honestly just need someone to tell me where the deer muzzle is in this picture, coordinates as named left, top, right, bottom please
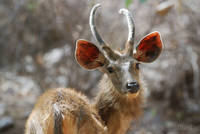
left=126, top=82, right=140, bottom=93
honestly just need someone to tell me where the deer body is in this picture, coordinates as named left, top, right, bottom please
left=25, top=4, right=163, bottom=134
left=25, top=88, right=106, bottom=134
left=25, top=75, right=143, bottom=134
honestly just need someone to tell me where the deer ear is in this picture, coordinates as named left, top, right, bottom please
left=75, top=39, right=106, bottom=70
left=134, top=31, right=163, bottom=62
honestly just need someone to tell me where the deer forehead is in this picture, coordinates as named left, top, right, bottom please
left=109, top=59, right=137, bottom=83
left=110, top=58, right=135, bottom=70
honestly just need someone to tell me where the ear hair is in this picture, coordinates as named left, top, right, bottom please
left=75, top=39, right=106, bottom=70
left=133, top=31, right=163, bottom=62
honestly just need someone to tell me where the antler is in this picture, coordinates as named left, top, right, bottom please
left=119, top=8, right=135, bottom=56
left=90, top=4, right=118, bottom=60
left=90, top=4, right=106, bottom=46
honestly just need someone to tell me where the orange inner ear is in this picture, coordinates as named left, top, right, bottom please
left=134, top=32, right=162, bottom=62
left=75, top=40, right=105, bottom=69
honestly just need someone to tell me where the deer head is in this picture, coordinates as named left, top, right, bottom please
left=75, top=4, right=163, bottom=95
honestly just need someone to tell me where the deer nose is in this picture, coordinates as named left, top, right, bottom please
left=126, top=82, right=140, bottom=93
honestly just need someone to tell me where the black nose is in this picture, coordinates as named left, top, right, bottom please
left=126, top=82, right=140, bottom=93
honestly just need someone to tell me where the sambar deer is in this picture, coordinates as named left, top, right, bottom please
left=25, top=4, right=163, bottom=134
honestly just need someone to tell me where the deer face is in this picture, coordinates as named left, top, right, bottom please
left=75, top=4, right=163, bottom=95
left=102, top=57, right=140, bottom=94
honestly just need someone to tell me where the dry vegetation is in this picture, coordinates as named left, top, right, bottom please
left=0, top=0, right=200, bottom=134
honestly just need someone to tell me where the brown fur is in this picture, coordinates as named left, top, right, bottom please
left=25, top=74, right=143, bottom=134
left=25, top=88, right=107, bottom=134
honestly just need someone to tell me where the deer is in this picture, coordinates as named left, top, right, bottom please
left=25, top=3, right=163, bottom=134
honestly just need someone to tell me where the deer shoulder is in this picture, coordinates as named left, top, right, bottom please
left=25, top=88, right=106, bottom=134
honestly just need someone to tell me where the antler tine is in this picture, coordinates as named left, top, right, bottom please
left=90, top=4, right=106, bottom=46
left=119, top=8, right=135, bottom=55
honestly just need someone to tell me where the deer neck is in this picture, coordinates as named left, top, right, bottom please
left=94, top=74, right=143, bottom=134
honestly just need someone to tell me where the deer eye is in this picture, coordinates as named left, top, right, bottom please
left=135, top=63, right=140, bottom=70
left=107, top=67, right=114, bottom=73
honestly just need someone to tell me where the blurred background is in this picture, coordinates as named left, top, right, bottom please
left=0, top=0, right=200, bottom=134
